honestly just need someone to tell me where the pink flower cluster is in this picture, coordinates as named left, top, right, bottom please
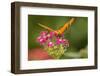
left=37, top=31, right=69, bottom=48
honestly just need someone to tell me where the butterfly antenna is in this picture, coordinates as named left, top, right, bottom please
left=38, top=23, right=55, bottom=32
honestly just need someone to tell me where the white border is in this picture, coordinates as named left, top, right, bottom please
left=20, top=6, right=95, bottom=70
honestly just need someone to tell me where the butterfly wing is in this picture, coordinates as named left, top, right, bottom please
left=56, top=18, right=76, bottom=35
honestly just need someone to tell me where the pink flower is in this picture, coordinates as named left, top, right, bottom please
left=47, top=34, right=51, bottom=38
left=56, top=38, right=63, bottom=45
left=48, top=42, right=54, bottom=47
left=47, top=32, right=55, bottom=39
left=39, top=38, right=44, bottom=42
left=40, top=31, right=47, bottom=36
left=37, top=31, right=69, bottom=48
left=37, top=36, right=42, bottom=42
left=37, top=36, right=47, bottom=44
left=42, top=35, right=48, bottom=40
left=62, top=39, right=67, bottom=43
left=50, top=32, right=55, bottom=36
left=62, top=39, right=69, bottom=47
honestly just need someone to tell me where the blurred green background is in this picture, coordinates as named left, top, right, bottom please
left=28, top=15, right=88, bottom=59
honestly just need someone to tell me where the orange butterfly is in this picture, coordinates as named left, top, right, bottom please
left=38, top=18, right=75, bottom=35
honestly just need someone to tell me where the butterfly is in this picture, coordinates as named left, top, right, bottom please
left=38, top=18, right=76, bottom=35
